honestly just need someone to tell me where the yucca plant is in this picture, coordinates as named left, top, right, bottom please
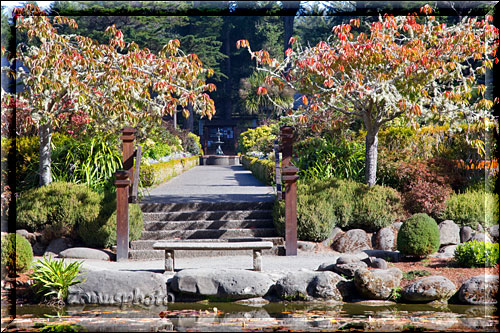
left=28, top=256, right=86, bottom=302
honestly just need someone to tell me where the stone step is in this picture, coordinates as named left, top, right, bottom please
left=140, top=201, right=274, bottom=213
left=128, top=246, right=284, bottom=260
left=130, top=237, right=285, bottom=250
left=140, top=228, right=278, bottom=240
left=143, top=219, right=274, bottom=231
left=143, top=210, right=273, bottom=222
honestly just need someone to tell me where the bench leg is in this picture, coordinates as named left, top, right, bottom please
left=253, top=250, right=262, bottom=271
left=165, top=250, right=175, bottom=272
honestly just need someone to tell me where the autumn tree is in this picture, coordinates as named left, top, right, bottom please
left=1, top=4, right=216, bottom=186
left=238, top=5, right=499, bottom=186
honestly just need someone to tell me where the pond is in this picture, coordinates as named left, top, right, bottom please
left=3, top=302, right=498, bottom=332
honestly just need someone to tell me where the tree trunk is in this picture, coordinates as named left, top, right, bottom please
left=364, top=127, right=379, bottom=187
left=183, top=103, right=194, bottom=132
left=282, top=1, right=300, bottom=55
left=39, top=123, right=52, bottom=186
left=223, top=21, right=233, bottom=120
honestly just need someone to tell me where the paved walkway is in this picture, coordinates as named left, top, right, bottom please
left=141, top=165, right=276, bottom=203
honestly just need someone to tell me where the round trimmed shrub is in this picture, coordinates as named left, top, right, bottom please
left=1, top=233, right=33, bottom=277
left=16, top=182, right=101, bottom=242
left=397, top=213, right=440, bottom=257
left=78, top=192, right=143, bottom=248
left=439, top=190, right=499, bottom=228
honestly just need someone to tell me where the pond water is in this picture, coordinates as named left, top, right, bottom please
left=3, top=302, right=499, bottom=332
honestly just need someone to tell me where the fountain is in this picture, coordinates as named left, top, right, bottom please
left=200, top=127, right=239, bottom=165
left=214, top=128, right=224, bottom=155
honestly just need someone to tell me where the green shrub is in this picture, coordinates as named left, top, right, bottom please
left=1, top=233, right=33, bottom=277
left=294, top=136, right=365, bottom=182
left=78, top=190, right=143, bottom=248
left=241, top=156, right=275, bottom=186
left=397, top=213, right=441, bottom=257
left=16, top=182, right=101, bottom=242
left=454, top=240, right=499, bottom=268
left=238, top=124, right=278, bottom=154
left=273, top=178, right=403, bottom=241
left=143, top=139, right=172, bottom=160
left=439, top=190, right=499, bottom=228
left=140, top=156, right=199, bottom=188
left=14, top=136, right=40, bottom=192
left=51, top=135, right=122, bottom=193
left=184, top=132, right=202, bottom=156
left=273, top=188, right=336, bottom=242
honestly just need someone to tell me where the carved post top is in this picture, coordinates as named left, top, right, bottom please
left=282, top=166, right=299, bottom=183
left=280, top=126, right=294, bottom=143
left=114, top=170, right=130, bottom=186
left=121, top=127, right=136, bottom=141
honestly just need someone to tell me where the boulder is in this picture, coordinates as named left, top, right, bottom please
left=59, top=247, right=111, bottom=261
left=354, top=268, right=403, bottom=300
left=44, top=238, right=72, bottom=258
left=476, top=224, right=484, bottom=232
left=297, top=241, right=317, bottom=252
left=170, top=268, right=274, bottom=300
left=487, top=225, right=499, bottom=243
left=458, top=275, right=498, bottom=305
left=273, top=270, right=349, bottom=301
left=370, top=258, right=388, bottom=269
left=16, top=229, right=37, bottom=245
left=363, top=249, right=400, bottom=263
left=438, top=220, right=460, bottom=246
left=402, top=276, right=456, bottom=303
left=434, top=245, right=457, bottom=259
left=321, top=227, right=344, bottom=247
left=468, top=232, right=492, bottom=243
left=331, top=229, right=371, bottom=253
left=373, top=227, right=396, bottom=251
left=332, top=262, right=368, bottom=279
left=392, top=222, right=403, bottom=231
left=67, top=269, right=169, bottom=305
left=336, top=253, right=368, bottom=264
left=460, top=226, right=473, bottom=243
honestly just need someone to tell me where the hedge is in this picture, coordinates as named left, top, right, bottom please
left=140, top=156, right=199, bottom=188
left=241, top=155, right=275, bottom=186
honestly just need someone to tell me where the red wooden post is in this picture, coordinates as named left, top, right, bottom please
left=280, top=126, right=297, bottom=256
left=121, top=127, right=136, bottom=193
left=115, top=170, right=130, bottom=261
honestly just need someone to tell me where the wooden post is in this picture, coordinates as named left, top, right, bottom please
left=121, top=127, right=136, bottom=193
left=274, top=139, right=282, bottom=200
left=280, top=126, right=297, bottom=256
left=115, top=170, right=130, bottom=261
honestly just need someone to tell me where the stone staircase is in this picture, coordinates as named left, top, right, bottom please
left=129, top=201, right=284, bottom=259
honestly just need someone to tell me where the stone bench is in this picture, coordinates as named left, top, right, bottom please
left=152, top=241, right=274, bottom=272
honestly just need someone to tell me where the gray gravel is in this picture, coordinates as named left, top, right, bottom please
left=141, top=165, right=275, bottom=203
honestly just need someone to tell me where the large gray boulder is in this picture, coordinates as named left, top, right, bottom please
left=468, top=232, right=492, bottom=243
left=170, top=268, right=274, bottom=300
left=487, top=225, right=499, bottom=243
left=59, top=247, right=111, bottom=261
left=353, top=268, right=403, bottom=300
left=460, top=226, right=474, bottom=243
left=16, top=229, right=37, bottom=245
left=438, top=220, right=460, bottom=246
left=373, top=227, right=396, bottom=251
left=274, top=270, right=349, bottom=301
left=67, top=269, right=169, bottom=305
left=321, top=227, right=344, bottom=247
left=318, top=262, right=368, bottom=279
left=458, top=275, right=498, bottom=305
left=331, top=229, right=371, bottom=253
left=44, top=238, right=72, bottom=258
left=402, top=276, right=456, bottom=303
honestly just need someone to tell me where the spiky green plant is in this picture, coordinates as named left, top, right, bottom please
left=28, top=256, right=85, bottom=302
